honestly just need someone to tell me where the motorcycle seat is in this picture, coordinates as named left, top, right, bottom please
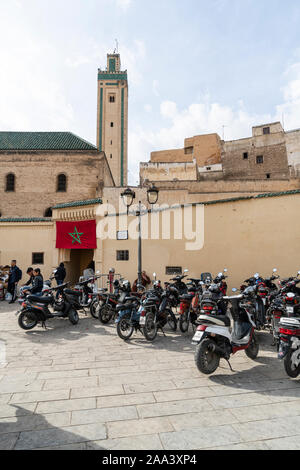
left=28, top=295, right=53, bottom=305
left=198, top=314, right=231, bottom=327
left=124, top=296, right=139, bottom=302
left=116, top=303, right=135, bottom=311
left=180, top=294, right=194, bottom=301
left=65, top=289, right=81, bottom=297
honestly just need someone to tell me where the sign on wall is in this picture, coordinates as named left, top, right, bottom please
left=56, top=220, right=97, bottom=250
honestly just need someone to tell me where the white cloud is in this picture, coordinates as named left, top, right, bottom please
left=116, top=0, right=132, bottom=11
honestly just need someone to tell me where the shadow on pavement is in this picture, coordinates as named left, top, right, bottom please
left=0, top=404, right=105, bottom=450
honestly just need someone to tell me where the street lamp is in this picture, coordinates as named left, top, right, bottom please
left=121, top=186, right=159, bottom=290
left=147, top=184, right=159, bottom=206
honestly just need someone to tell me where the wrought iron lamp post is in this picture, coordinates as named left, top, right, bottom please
left=121, top=185, right=159, bottom=289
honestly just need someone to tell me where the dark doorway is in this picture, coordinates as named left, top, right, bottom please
left=66, top=249, right=94, bottom=286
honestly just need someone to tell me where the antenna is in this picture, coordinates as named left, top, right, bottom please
left=222, top=125, right=228, bottom=141
left=114, top=39, right=119, bottom=54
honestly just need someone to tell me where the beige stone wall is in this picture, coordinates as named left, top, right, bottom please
left=140, top=162, right=198, bottom=184
left=0, top=222, right=54, bottom=279
left=0, top=150, right=112, bottom=218
left=223, top=129, right=289, bottom=180
left=101, top=193, right=300, bottom=291
left=285, top=129, right=300, bottom=177
left=150, top=133, right=222, bottom=168
left=1, top=192, right=300, bottom=292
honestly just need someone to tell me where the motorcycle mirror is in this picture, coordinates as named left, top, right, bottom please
left=298, top=271, right=300, bottom=276
left=232, top=288, right=237, bottom=292
left=224, top=269, right=228, bottom=273
left=184, top=269, right=189, bottom=273
left=254, top=273, right=260, bottom=279
left=96, top=271, right=100, bottom=275
left=218, top=273, right=223, bottom=278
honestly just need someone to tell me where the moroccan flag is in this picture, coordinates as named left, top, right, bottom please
left=56, top=220, right=97, bottom=250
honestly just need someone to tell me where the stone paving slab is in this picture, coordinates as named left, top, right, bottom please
left=2, top=301, right=300, bottom=450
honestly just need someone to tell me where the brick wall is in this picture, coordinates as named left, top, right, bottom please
left=0, top=150, right=113, bottom=218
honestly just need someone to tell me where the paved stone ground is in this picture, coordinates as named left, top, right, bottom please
left=1, top=301, right=300, bottom=450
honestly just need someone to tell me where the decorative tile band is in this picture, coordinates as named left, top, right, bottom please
left=121, top=87, right=125, bottom=187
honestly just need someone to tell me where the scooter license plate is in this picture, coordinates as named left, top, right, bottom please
left=287, top=307, right=294, bottom=314
left=140, top=317, right=146, bottom=326
left=192, top=331, right=203, bottom=343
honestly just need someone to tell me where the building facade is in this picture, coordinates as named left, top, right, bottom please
left=0, top=132, right=114, bottom=218
left=0, top=190, right=299, bottom=291
left=140, top=122, right=300, bottom=199
left=96, top=53, right=128, bottom=188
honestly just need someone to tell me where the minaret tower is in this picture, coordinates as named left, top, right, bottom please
left=97, top=53, right=128, bottom=187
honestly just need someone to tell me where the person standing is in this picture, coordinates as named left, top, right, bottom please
left=83, top=262, right=95, bottom=281
left=7, top=260, right=22, bottom=304
left=54, top=263, right=66, bottom=298
left=54, top=263, right=66, bottom=286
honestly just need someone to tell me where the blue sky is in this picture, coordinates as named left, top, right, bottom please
left=1, top=0, right=300, bottom=183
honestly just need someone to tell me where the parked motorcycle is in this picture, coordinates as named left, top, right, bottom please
left=267, top=272, right=300, bottom=347
left=179, top=278, right=203, bottom=333
left=278, top=316, right=300, bottom=378
left=17, top=283, right=80, bottom=330
left=116, top=295, right=142, bottom=341
left=98, top=280, right=132, bottom=324
left=192, top=287, right=259, bottom=375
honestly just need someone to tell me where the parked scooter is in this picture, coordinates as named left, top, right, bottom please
left=278, top=316, right=300, bottom=378
left=192, top=287, right=259, bottom=375
left=17, top=283, right=82, bottom=330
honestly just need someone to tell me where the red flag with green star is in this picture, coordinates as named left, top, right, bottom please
left=56, top=220, right=97, bottom=249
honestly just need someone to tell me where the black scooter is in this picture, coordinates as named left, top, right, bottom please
left=17, top=283, right=80, bottom=330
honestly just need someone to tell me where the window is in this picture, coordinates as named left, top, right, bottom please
left=32, top=253, right=44, bottom=265
left=44, top=208, right=53, bottom=218
left=206, top=167, right=211, bottom=171
left=263, top=127, right=270, bottom=135
left=243, top=152, right=248, bottom=160
left=110, top=140, right=113, bottom=145
left=110, top=122, right=114, bottom=128
left=57, top=174, right=67, bottom=192
left=117, top=250, right=129, bottom=261
left=166, top=267, right=182, bottom=275
left=256, top=156, right=264, bottom=164
left=110, top=154, right=113, bottom=159
left=6, top=173, right=15, bottom=192
left=109, top=95, right=115, bottom=103
left=266, top=173, right=271, bottom=179
left=184, top=147, right=193, bottom=155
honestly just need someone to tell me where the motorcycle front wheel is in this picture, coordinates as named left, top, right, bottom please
left=284, top=349, right=300, bottom=378
left=18, top=311, right=38, bottom=330
left=117, top=314, right=134, bottom=341
left=195, top=339, right=220, bottom=375
left=99, top=305, right=114, bottom=324
left=90, top=299, right=104, bottom=319
left=179, top=312, right=189, bottom=333
left=167, top=311, right=177, bottom=332
left=69, top=309, right=79, bottom=325
left=143, top=313, right=158, bottom=342
left=245, top=333, right=259, bottom=360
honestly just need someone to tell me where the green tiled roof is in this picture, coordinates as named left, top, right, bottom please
left=0, top=132, right=97, bottom=151
left=53, top=198, right=103, bottom=209
left=0, top=218, right=52, bottom=223
left=98, top=71, right=128, bottom=81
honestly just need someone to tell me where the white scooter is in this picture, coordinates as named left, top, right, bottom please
left=192, top=286, right=259, bottom=375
